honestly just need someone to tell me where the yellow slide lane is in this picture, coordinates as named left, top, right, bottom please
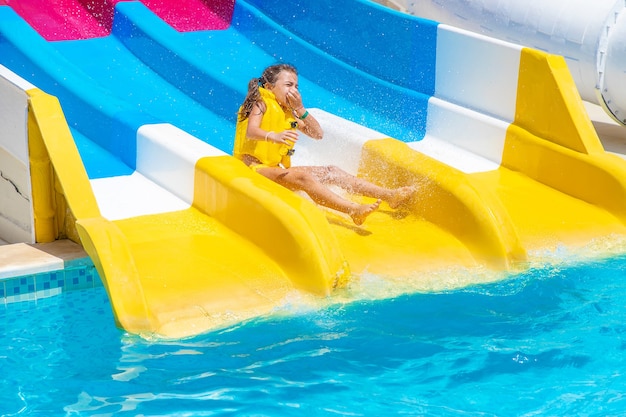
left=102, top=209, right=294, bottom=338
left=360, top=138, right=528, bottom=271
left=342, top=48, right=626, bottom=277
left=324, top=204, right=478, bottom=278
left=27, top=89, right=349, bottom=339
left=498, top=48, right=626, bottom=251
left=76, top=156, right=352, bottom=339
left=470, top=168, right=626, bottom=253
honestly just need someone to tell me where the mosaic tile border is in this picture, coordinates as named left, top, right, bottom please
left=0, top=260, right=102, bottom=306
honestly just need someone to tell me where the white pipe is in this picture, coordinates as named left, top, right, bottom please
left=394, top=0, right=626, bottom=125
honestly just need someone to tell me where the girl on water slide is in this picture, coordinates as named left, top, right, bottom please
left=233, top=63, right=416, bottom=225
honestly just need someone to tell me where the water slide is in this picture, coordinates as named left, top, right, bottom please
left=3, top=0, right=626, bottom=338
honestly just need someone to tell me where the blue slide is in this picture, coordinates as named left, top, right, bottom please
left=0, top=0, right=435, bottom=175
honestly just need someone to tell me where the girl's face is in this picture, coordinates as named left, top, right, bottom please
left=267, top=70, right=298, bottom=107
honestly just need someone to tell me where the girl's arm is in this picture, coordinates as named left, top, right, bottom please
left=246, top=102, right=299, bottom=145
left=245, top=103, right=269, bottom=141
left=294, top=108, right=323, bottom=140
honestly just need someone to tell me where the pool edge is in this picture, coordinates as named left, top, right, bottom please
left=0, top=239, right=102, bottom=305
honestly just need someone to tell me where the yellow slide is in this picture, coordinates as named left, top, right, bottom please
left=339, top=49, right=626, bottom=281
left=26, top=89, right=348, bottom=339
left=22, top=48, right=626, bottom=339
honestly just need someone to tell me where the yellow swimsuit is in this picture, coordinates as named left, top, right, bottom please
left=234, top=87, right=298, bottom=169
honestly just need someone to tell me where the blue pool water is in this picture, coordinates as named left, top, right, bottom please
left=2, top=254, right=626, bottom=416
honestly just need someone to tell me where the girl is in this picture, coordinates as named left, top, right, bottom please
left=233, top=63, right=415, bottom=225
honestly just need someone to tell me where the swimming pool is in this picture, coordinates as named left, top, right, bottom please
left=2, top=253, right=626, bottom=416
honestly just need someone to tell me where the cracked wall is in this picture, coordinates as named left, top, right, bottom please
left=0, top=66, right=35, bottom=244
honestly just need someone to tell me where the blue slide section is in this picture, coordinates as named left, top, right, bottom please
left=0, top=0, right=437, bottom=179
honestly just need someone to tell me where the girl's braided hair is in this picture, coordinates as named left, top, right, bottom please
left=238, top=63, right=298, bottom=122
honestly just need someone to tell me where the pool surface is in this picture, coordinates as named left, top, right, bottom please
left=2, top=253, right=626, bottom=416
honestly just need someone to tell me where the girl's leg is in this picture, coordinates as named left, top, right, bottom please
left=307, top=166, right=417, bottom=208
left=256, top=166, right=381, bottom=225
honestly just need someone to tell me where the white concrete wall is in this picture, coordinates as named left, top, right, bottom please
left=410, top=25, right=522, bottom=173
left=434, top=25, right=521, bottom=122
left=0, top=65, right=35, bottom=243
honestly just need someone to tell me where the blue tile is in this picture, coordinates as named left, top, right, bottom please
left=1, top=258, right=103, bottom=305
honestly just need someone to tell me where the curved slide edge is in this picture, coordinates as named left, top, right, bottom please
left=135, top=123, right=350, bottom=296
left=505, top=48, right=626, bottom=224
left=26, top=89, right=101, bottom=242
left=294, top=109, right=525, bottom=270
left=91, top=124, right=351, bottom=337
left=361, top=138, right=527, bottom=270
left=99, top=126, right=349, bottom=337
left=75, top=216, right=151, bottom=333
left=419, top=26, right=626, bottom=251
left=24, top=85, right=153, bottom=332
left=193, top=155, right=350, bottom=295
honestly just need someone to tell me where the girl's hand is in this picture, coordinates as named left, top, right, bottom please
left=271, top=130, right=299, bottom=145
left=286, top=90, right=304, bottom=111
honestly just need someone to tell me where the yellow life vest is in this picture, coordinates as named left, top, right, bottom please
left=234, top=87, right=297, bottom=168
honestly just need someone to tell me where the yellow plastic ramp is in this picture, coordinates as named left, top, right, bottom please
left=500, top=48, right=626, bottom=251
left=298, top=36, right=626, bottom=277
left=293, top=109, right=526, bottom=276
left=27, top=92, right=348, bottom=338
left=348, top=32, right=626, bottom=271
left=22, top=30, right=626, bottom=338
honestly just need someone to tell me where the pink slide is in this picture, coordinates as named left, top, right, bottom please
left=0, top=0, right=234, bottom=41
left=141, top=0, right=233, bottom=32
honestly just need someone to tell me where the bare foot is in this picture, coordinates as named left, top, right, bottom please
left=349, top=199, right=382, bottom=225
left=387, top=186, right=418, bottom=209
